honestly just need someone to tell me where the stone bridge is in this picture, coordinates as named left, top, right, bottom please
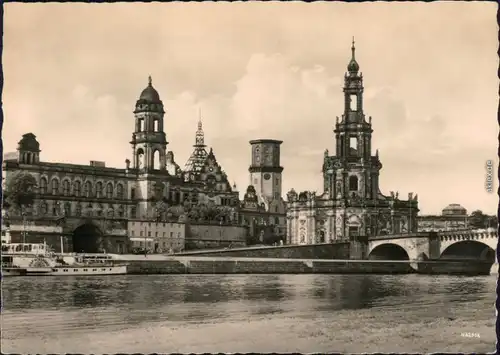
left=367, top=228, right=498, bottom=262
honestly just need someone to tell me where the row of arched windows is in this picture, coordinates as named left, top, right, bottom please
left=38, top=201, right=127, bottom=218
left=39, top=177, right=125, bottom=199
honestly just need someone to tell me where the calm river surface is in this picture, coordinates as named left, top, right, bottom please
left=1, top=274, right=497, bottom=353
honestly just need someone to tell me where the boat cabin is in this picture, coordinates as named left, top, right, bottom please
left=1, top=242, right=49, bottom=256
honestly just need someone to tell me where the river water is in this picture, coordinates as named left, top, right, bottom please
left=1, top=274, right=497, bottom=353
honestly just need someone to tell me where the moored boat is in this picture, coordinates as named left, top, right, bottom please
left=1, top=242, right=128, bottom=277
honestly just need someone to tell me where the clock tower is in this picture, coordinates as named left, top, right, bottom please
left=249, top=139, right=284, bottom=202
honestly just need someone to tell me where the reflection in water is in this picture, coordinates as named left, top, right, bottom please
left=2, top=274, right=492, bottom=313
left=1, top=274, right=496, bottom=353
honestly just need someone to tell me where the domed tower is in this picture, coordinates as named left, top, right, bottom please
left=130, top=76, right=168, bottom=171
left=17, top=133, right=41, bottom=165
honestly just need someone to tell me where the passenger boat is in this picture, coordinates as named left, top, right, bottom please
left=1, top=242, right=128, bottom=277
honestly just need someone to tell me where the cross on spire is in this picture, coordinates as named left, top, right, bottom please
left=148, top=75, right=152, bottom=86
left=351, top=36, right=356, bottom=60
left=198, top=107, right=202, bottom=130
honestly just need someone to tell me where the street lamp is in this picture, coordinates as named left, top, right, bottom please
left=408, top=195, right=412, bottom=234
left=22, top=209, right=27, bottom=244
left=144, top=221, right=148, bottom=257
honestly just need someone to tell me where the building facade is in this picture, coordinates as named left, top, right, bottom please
left=239, top=140, right=287, bottom=243
left=286, top=42, right=419, bottom=245
left=418, top=204, right=469, bottom=232
left=2, top=77, right=242, bottom=253
left=128, top=220, right=186, bottom=253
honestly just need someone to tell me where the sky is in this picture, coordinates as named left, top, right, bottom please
left=2, top=2, right=498, bottom=215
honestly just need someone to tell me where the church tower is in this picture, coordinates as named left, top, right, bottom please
left=332, top=38, right=381, bottom=203
left=249, top=139, right=284, bottom=204
left=17, top=133, right=41, bottom=165
left=130, top=76, right=168, bottom=172
left=183, top=110, right=209, bottom=180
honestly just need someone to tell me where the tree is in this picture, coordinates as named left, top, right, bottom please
left=469, top=210, right=497, bottom=229
left=5, top=173, right=37, bottom=213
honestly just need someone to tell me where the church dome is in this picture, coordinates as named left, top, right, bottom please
left=138, top=76, right=161, bottom=102
left=442, top=204, right=467, bottom=216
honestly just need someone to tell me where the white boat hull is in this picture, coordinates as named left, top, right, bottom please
left=49, top=265, right=128, bottom=276
left=2, top=265, right=127, bottom=277
left=1, top=268, right=25, bottom=277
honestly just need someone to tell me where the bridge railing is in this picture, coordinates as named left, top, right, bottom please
left=368, top=232, right=434, bottom=241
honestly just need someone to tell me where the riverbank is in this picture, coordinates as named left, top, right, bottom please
left=116, top=255, right=493, bottom=275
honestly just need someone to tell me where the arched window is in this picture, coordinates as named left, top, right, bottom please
left=84, top=181, right=92, bottom=198
left=153, top=150, right=161, bottom=170
left=39, top=177, right=48, bottom=194
left=116, top=184, right=124, bottom=199
left=96, top=182, right=103, bottom=198
left=275, top=216, right=280, bottom=225
left=118, top=205, right=125, bottom=218
left=106, top=183, right=113, bottom=199
left=75, top=203, right=82, bottom=216
left=64, top=202, right=71, bottom=216
left=131, top=206, right=137, bottom=219
left=86, top=202, right=93, bottom=217
left=40, top=202, right=48, bottom=215
left=62, top=180, right=70, bottom=196
left=136, top=148, right=145, bottom=169
left=153, top=119, right=159, bottom=132
left=51, top=178, right=59, bottom=195
left=52, top=202, right=59, bottom=216
left=349, top=175, right=358, bottom=192
left=96, top=203, right=103, bottom=216
left=73, top=181, right=81, bottom=197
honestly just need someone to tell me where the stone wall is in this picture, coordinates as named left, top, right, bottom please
left=124, top=257, right=492, bottom=276
left=185, top=223, right=248, bottom=250
left=415, top=260, right=492, bottom=276
left=178, top=242, right=350, bottom=259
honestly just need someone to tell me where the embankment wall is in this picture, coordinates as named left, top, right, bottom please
left=177, top=242, right=350, bottom=259
left=123, top=257, right=491, bottom=275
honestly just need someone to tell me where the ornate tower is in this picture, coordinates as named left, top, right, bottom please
left=249, top=139, right=284, bottom=203
left=130, top=76, right=168, bottom=172
left=184, top=110, right=209, bottom=181
left=332, top=38, right=381, bottom=202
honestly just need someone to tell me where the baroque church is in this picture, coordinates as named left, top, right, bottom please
left=286, top=41, right=419, bottom=245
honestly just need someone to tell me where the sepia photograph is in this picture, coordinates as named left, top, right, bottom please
left=1, top=1, right=498, bottom=353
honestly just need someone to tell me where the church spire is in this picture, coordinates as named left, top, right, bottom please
left=195, top=108, right=206, bottom=147
left=347, top=37, right=360, bottom=74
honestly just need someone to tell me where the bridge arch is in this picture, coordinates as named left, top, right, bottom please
left=440, top=240, right=496, bottom=262
left=72, top=222, right=102, bottom=253
left=368, top=243, right=410, bottom=261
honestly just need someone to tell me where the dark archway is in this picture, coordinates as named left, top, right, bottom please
left=368, top=243, right=410, bottom=261
left=440, top=241, right=495, bottom=262
left=72, top=223, right=102, bottom=253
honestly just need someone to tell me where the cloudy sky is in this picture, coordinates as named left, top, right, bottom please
left=3, top=2, right=498, bottom=215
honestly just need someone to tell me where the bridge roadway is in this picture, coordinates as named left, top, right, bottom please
left=367, top=228, right=498, bottom=262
